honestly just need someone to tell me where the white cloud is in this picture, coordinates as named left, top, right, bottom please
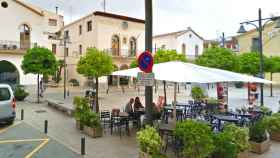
left=25, top=0, right=280, bottom=39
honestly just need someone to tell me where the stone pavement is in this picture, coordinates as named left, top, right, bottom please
left=27, top=84, right=280, bottom=113
left=16, top=101, right=138, bottom=158
left=0, top=122, right=81, bottom=158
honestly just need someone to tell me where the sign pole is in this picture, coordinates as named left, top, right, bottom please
left=145, top=0, right=153, bottom=125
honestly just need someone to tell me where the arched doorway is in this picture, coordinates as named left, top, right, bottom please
left=20, top=24, right=31, bottom=49
left=182, top=43, right=186, bottom=55
left=0, top=61, right=20, bottom=85
left=129, top=37, right=137, bottom=57
left=195, top=45, right=199, bottom=57
left=119, top=64, right=129, bottom=85
left=111, top=35, right=120, bottom=56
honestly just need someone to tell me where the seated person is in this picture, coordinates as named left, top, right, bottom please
left=134, top=97, right=144, bottom=111
left=151, top=102, right=162, bottom=120
left=156, top=96, right=165, bottom=112
left=125, top=98, right=134, bottom=115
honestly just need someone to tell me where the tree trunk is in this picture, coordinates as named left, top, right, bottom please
left=56, top=66, right=63, bottom=83
left=95, top=77, right=99, bottom=113
left=163, top=81, right=167, bottom=105
left=37, top=74, right=40, bottom=104
left=270, top=72, right=273, bottom=97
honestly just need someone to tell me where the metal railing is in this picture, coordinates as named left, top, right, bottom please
left=104, top=48, right=139, bottom=58
left=0, top=40, right=36, bottom=50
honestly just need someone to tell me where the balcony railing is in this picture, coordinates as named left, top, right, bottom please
left=0, top=40, right=36, bottom=50
left=104, top=48, right=139, bottom=58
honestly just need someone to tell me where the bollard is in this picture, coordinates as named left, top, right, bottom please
left=21, top=109, right=24, bottom=120
left=81, top=137, right=85, bottom=155
left=44, top=120, right=48, bottom=134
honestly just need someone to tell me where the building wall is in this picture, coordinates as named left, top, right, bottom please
left=176, top=32, right=204, bottom=58
left=60, top=14, right=145, bottom=86
left=153, top=35, right=177, bottom=51
left=0, top=0, right=63, bottom=85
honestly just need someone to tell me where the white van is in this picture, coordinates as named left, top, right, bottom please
left=0, top=84, right=16, bottom=125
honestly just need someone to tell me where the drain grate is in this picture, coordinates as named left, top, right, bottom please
left=35, top=110, right=47, bottom=113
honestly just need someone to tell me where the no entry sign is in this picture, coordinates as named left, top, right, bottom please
left=138, top=51, right=153, bottom=73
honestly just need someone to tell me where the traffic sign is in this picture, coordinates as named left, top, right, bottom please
left=137, top=72, right=155, bottom=86
left=138, top=51, right=153, bottom=73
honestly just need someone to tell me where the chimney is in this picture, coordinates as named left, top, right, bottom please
left=55, top=6, right=58, bottom=14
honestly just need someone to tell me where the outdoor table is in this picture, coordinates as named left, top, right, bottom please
left=228, top=111, right=253, bottom=118
left=111, top=112, right=130, bottom=136
left=163, top=106, right=185, bottom=123
left=212, top=114, right=239, bottom=131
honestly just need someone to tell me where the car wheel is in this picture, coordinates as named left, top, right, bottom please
left=6, top=120, right=14, bottom=125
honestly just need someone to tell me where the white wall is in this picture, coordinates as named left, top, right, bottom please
left=0, top=54, right=37, bottom=85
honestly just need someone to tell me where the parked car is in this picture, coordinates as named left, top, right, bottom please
left=0, top=84, right=16, bottom=125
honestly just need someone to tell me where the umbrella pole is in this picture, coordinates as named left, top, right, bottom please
left=163, top=81, right=167, bottom=105
left=173, top=82, right=177, bottom=122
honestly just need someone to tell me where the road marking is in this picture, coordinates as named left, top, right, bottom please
left=25, top=138, right=49, bottom=158
left=0, top=122, right=22, bottom=134
left=0, top=138, right=48, bottom=144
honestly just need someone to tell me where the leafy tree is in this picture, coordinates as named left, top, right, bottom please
left=264, top=56, right=280, bottom=96
left=130, top=59, right=138, bottom=68
left=238, top=52, right=261, bottom=75
left=53, top=59, right=65, bottom=83
left=77, top=48, right=114, bottom=112
left=154, top=49, right=187, bottom=64
left=195, top=47, right=239, bottom=71
left=21, top=47, right=58, bottom=103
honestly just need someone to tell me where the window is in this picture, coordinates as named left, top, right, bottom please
left=64, top=30, right=69, bottom=38
left=251, top=37, right=260, bottom=52
left=0, top=88, right=10, bottom=101
left=79, top=45, right=82, bottom=55
left=48, top=19, right=57, bottom=26
left=52, top=44, right=57, bottom=54
left=65, top=48, right=69, bottom=57
left=79, top=25, right=82, bottom=35
left=87, top=21, right=92, bottom=32
left=195, top=45, right=199, bottom=57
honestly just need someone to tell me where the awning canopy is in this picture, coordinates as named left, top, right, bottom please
left=112, top=61, right=272, bottom=84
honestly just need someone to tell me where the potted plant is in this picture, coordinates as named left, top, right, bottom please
left=136, top=126, right=165, bottom=158
left=174, top=120, right=214, bottom=158
left=223, top=124, right=250, bottom=158
left=191, top=86, right=205, bottom=101
left=264, top=113, right=280, bottom=141
left=83, top=111, right=103, bottom=138
left=73, top=97, right=91, bottom=130
left=14, top=85, right=29, bottom=101
left=249, top=119, right=270, bottom=154
left=212, top=131, right=238, bottom=158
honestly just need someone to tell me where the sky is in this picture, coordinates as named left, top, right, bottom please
left=25, top=0, right=280, bottom=40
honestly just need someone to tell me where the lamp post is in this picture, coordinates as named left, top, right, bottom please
left=59, top=33, right=71, bottom=99
left=237, top=8, right=280, bottom=106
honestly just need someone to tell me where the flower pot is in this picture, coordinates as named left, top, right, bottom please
left=76, top=120, right=83, bottom=130
left=270, top=132, right=280, bottom=141
left=83, top=125, right=103, bottom=138
left=250, top=139, right=271, bottom=154
left=238, top=150, right=249, bottom=158
left=139, top=151, right=152, bottom=158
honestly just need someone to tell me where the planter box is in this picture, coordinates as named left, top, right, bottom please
left=270, top=132, right=280, bottom=141
left=238, top=150, right=249, bottom=158
left=83, top=125, right=103, bottom=138
left=139, top=151, right=152, bottom=158
left=76, top=120, right=83, bottom=130
left=250, top=139, right=271, bottom=154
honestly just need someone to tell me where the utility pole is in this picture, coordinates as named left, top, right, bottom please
left=258, top=8, right=264, bottom=106
left=145, top=0, right=153, bottom=125
left=221, top=32, right=225, bottom=48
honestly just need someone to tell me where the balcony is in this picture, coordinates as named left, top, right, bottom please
left=104, top=49, right=138, bottom=59
left=0, top=40, right=36, bottom=54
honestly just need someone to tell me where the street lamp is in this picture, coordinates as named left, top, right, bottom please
left=59, top=33, right=71, bottom=99
left=237, top=8, right=280, bottom=106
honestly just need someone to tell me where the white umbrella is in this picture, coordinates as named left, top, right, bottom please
left=112, top=61, right=272, bottom=84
